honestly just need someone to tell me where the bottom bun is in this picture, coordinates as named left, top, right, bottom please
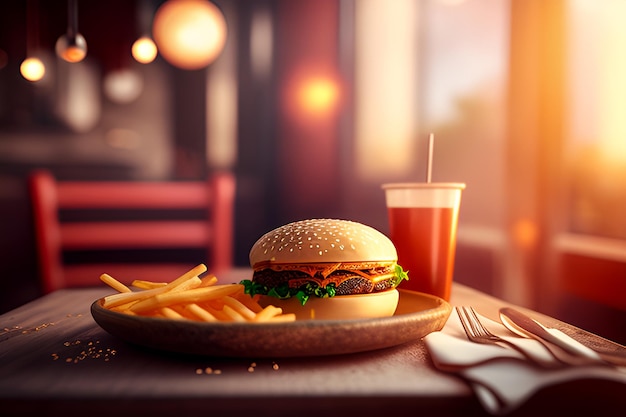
left=259, top=289, right=400, bottom=321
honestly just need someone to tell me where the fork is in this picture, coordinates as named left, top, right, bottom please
left=455, top=306, right=559, bottom=368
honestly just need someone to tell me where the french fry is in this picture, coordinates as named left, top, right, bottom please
left=199, top=274, right=218, bottom=287
left=222, top=296, right=256, bottom=321
left=165, top=264, right=209, bottom=289
left=110, top=300, right=139, bottom=313
left=130, top=285, right=242, bottom=314
left=160, top=307, right=185, bottom=320
left=131, top=280, right=168, bottom=290
left=235, top=293, right=264, bottom=314
left=100, top=273, right=132, bottom=293
left=169, top=305, right=198, bottom=320
left=222, top=305, right=247, bottom=322
left=199, top=303, right=232, bottom=321
left=102, top=264, right=207, bottom=308
left=184, top=303, right=218, bottom=322
left=253, top=305, right=285, bottom=322
left=99, top=264, right=296, bottom=323
left=172, top=276, right=203, bottom=292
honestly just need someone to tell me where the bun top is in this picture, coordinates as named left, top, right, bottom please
left=249, top=219, right=397, bottom=267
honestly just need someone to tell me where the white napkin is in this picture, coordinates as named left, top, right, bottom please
left=424, top=309, right=626, bottom=415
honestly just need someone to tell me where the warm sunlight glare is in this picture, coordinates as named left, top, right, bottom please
left=598, top=18, right=626, bottom=161
left=570, top=0, right=626, bottom=163
left=354, top=0, right=419, bottom=180
left=437, top=0, right=467, bottom=5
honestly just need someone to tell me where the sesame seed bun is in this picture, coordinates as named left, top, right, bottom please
left=249, top=218, right=398, bottom=266
left=242, top=219, right=408, bottom=320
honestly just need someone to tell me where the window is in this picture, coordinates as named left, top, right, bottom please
left=565, top=0, right=626, bottom=240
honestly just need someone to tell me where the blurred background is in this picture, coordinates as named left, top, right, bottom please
left=0, top=0, right=624, bottom=343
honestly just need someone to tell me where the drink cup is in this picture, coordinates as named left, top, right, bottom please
left=382, top=183, right=465, bottom=301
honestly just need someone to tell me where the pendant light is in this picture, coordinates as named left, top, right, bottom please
left=56, top=0, right=87, bottom=63
left=132, top=0, right=158, bottom=64
left=20, top=0, right=46, bottom=82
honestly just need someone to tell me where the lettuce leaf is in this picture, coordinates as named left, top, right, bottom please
left=392, top=264, right=409, bottom=287
left=240, top=280, right=337, bottom=306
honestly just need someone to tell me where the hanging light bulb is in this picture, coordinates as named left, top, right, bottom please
left=132, top=0, right=158, bottom=64
left=56, top=0, right=87, bottom=63
left=152, top=0, right=227, bottom=70
left=20, top=57, right=46, bottom=82
left=132, top=36, right=158, bottom=64
left=56, top=33, right=87, bottom=63
left=21, top=0, right=46, bottom=82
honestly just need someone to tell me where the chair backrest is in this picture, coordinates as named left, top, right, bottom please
left=29, top=169, right=236, bottom=293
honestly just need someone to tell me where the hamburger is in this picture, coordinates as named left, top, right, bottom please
left=241, top=218, right=408, bottom=320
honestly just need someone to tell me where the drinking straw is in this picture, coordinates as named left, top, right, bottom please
left=426, top=133, right=434, bottom=183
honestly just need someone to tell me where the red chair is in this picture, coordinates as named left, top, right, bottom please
left=29, top=170, right=235, bottom=293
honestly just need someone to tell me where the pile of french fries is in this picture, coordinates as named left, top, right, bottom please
left=99, top=264, right=295, bottom=323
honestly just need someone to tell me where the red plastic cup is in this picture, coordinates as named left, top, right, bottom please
left=382, top=183, right=465, bottom=301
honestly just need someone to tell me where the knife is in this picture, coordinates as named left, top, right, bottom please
left=498, top=307, right=618, bottom=366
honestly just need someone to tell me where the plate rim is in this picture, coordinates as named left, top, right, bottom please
left=91, top=289, right=452, bottom=357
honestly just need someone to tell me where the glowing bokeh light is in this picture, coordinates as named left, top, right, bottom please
left=103, top=69, right=143, bottom=104
left=297, top=77, right=341, bottom=117
left=20, top=57, right=46, bottom=82
left=284, top=68, right=342, bottom=125
left=152, top=0, right=227, bottom=70
left=132, top=36, right=158, bottom=64
left=512, top=219, right=538, bottom=249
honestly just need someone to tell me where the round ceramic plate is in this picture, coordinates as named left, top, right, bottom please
left=91, top=289, right=451, bottom=358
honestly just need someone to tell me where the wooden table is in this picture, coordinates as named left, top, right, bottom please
left=1, top=270, right=624, bottom=416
